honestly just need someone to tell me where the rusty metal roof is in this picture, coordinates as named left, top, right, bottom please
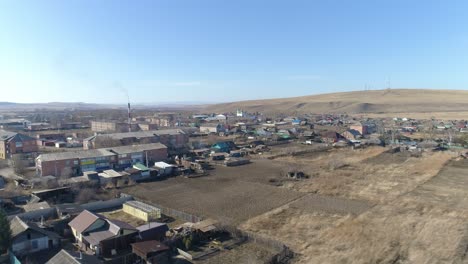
left=68, top=210, right=100, bottom=233
left=131, top=240, right=169, bottom=255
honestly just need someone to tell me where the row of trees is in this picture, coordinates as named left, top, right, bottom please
left=0, top=210, right=11, bottom=254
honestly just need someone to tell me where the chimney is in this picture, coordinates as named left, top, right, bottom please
left=128, top=102, right=131, bottom=133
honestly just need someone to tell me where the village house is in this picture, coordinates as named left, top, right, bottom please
left=199, top=123, right=226, bottom=134
left=68, top=210, right=138, bottom=258
left=58, top=171, right=100, bottom=188
left=204, top=114, right=227, bottom=123
left=0, top=130, right=38, bottom=159
left=126, top=163, right=151, bottom=181
left=98, top=169, right=131, bottom=188
left=154, top=161, right=177, bottom=176
left=131, top=240, right=170, bottom=264
left=342, top=129, right=362, bottom=141
left=136, top=222, right=169, bottom=242
left=10, top=216, right=61, bottom=256
left=46, top=249, right=102, bottom=264
left=23, top=201, right=51, bottom=212
left=211, top=141, right=237, bottom=153
left=349, top=123, right=368, bottom=135
left=321, top=131, right=343, bottom=143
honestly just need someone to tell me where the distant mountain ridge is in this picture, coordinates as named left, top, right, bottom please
left=0, top=101, right=118, bottom=110
left=0, top=101, right=202, bottom=110
left=203, top=89, right=468, bottom=114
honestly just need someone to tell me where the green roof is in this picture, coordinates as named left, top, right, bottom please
left=133, top=163, right=149, bottom=171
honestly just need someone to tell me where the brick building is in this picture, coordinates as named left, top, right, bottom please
left=0, top=131, right=38, bottom=159
left=90, top=120, right=139, bottom=133
left=83, top=129, right=188, bottom=150
left=36, top=143, right=167, bottom=177
left=109, top=143, right=169, bottom=170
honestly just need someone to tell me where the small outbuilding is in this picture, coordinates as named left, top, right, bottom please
left=153, top=162, right=176, bottom=176
left=131, top=240, right=170, bottom=264
left=123, top=200, right=162, bottom=222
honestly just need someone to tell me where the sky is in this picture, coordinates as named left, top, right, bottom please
left=1, top=0, right=468, bottom=104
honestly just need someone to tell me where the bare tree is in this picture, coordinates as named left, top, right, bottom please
left=59, top=167, right=73, bottom=179
left=11, top=154, right=25, bottom=175
left=75, top=188, right=97, bottom=203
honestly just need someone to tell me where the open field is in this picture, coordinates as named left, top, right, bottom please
left=241, top=150, right=468, bottom=264
left=275, top=147, right=453, bottom=203
left=125, top=159, right=306, bottom=225
left=125, top=145, right=468, bottom=263
left=204, top=89, right=468, bottom=116
left=357, top=111, right=468, bottom=120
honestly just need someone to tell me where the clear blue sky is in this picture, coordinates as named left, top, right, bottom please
left=1, top=0, right=468, bottom=104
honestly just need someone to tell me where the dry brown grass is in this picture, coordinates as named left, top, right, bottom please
left=299, top=200, right=468, bottom=264
left=358, top=111, right=468, bottom=120
left=204, top=89, right=468, bottom=115
left=277, top=148, right=453, bottom=203
left=240, top=152, right=468, bottom=264
left=240, top=205, right=348, bottom=255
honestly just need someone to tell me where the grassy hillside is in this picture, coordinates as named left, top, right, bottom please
left=204, top=89, right=468, bottom=115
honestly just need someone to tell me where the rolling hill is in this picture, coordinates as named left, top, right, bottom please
left=203, top=89, right=468, bottom=115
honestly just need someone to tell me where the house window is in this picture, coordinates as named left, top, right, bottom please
left=27, top=233, right=31, bottom=240
left=31, top=240, right=38, bottom=249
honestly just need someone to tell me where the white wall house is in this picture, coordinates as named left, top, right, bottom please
left=10, top=216, right=60, bottom=256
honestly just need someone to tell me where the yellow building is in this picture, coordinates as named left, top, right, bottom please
left=123, top=200, right=161, bottom=222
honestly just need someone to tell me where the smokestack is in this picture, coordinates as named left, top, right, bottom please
left=128, top=102, right=131, bottom=132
